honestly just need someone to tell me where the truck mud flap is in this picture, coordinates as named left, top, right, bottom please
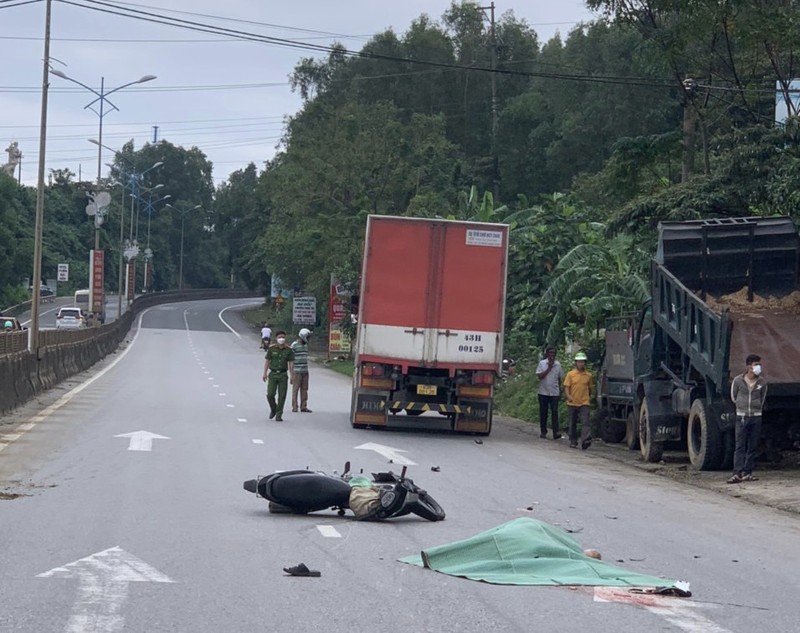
left=352, top=390, right=389, bottom=427
left=455, top=399, right=492, bottom=434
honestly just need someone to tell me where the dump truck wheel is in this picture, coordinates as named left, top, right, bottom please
left=625, top=411, right=639, bottom=450
left=687, top=399, right=723, bottom=470
left=639, top=400, right=663, bottom=463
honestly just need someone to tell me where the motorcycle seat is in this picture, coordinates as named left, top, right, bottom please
left=267, top=472, right=352, bottom=512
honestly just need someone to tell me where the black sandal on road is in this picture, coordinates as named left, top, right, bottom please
left=283, top=563, right=321, bottom=577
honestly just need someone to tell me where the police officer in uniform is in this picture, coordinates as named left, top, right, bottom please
left=262, top=330, right=294, bottom=421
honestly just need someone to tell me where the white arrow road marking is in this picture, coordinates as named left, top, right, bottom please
left=114, top=431, right=170, bottom=452
left=354, top=442, right=417, bottom=465
left=594, top=587, right=731, bottom=633
left=38, top=546, right=174, bottom=633
left=317, top=525, right=341, bottom=538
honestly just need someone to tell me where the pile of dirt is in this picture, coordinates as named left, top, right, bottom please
left=704, top=287, right=800, bottom=315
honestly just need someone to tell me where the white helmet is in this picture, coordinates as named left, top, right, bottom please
left=298, top=328, right=312, bottom=341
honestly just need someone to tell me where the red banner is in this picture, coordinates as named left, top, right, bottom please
left=126, top=261, right=136, bottom=300
left=91, top=250, right=105, bottom=314
left=328, top=275, right=351, bottom=354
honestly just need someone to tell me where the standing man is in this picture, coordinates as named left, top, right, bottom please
left=291, top=328, right=313, bottom=413
left=262, top=330, right=294, bottom=421
left=564, top=352, right=593, bottom=450
left=536, top=346, right=563, bottom=439
left=260, top=322, right=272, bottom=350
left=728, top=354, right=767, bottom=483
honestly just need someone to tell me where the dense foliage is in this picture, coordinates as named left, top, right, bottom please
left=4, top=1, right=800, bottom=363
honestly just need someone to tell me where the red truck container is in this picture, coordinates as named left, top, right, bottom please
left=350, top=215, right=509, bottom=435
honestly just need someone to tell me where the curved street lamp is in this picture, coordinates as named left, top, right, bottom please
left=50, top=71, right=156, bottom=325
left=87, top=138, right=163, bottom=315
left=166, top=203, right=202, bottom=290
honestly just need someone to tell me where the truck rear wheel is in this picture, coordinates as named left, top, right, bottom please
left=624, top=411, right=639, bottom=450
left=597, top=409, right=626, bottom=444
left=687, top=399, right=723, bottom=470
left=639, top=400, right=663, bottom=463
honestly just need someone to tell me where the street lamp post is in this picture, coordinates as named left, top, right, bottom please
left=88, top=140, right=162, bottom=318
left=51, top=70, right=156, bottom=246
left=142, top=189, right=171, bottom=292
left=51, top=70, right=155, bottom=325
left=167, top=203, right=201, bottom=290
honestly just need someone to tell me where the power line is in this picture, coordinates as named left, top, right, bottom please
left=58, top=0, right=678, bottom=91
left=0, top=0, right=42, bottom=8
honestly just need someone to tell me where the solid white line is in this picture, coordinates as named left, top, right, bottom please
left=0, top=309, right=150, bottom=454
left=317, top=525, right=342, bottom=538
left=251, top=439, right=264, bottom=444
left=218, top=300, right=263, bottom=340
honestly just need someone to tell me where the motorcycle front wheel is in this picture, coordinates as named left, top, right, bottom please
left=410, top=493, right=446, bottom=521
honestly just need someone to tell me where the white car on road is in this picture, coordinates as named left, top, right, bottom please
left=55, top=307, right=85, bottom=330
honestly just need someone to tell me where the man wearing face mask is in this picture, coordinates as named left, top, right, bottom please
left=727, top=354, right=767, bottom=483
left=263, top=330, right=294, bottom=421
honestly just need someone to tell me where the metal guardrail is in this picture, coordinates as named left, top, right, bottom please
left=0, top=295, right=55, bottom=318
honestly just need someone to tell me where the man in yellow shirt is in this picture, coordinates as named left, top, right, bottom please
left=564, top=352, right=593, bottom=450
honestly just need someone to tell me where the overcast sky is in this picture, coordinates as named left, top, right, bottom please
left=2, top=1, right=597, bottom=187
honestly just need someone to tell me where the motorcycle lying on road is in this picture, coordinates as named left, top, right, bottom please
left=243, top=462, right=445, bottom=522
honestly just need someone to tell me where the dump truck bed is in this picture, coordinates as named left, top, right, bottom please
left=729, top=311, right=800, bottom=389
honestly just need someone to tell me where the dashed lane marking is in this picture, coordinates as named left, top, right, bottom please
left=251, top=439, right=263, bottom=445
left=317, top=526, right=341, bottom=538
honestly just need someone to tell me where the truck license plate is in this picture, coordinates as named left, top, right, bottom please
left=416, top=384, right=437, bottom=396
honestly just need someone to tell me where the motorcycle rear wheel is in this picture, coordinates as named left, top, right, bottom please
left=410, top=493, right=446, bottom=521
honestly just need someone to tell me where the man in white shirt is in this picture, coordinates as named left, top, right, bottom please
left=536, top=347, right=564, bottom=439
left=260, top=323, right=272, bottom=350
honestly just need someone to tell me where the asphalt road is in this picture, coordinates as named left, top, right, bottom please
left=1, top=298, right=798, bottom=633
left=15, top=295, right=124, bottom=329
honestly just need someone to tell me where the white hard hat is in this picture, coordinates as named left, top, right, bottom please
left=299, top=328, right=312, bottom=341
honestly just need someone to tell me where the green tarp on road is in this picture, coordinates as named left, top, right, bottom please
left=400, top=517, right=679, bottom=588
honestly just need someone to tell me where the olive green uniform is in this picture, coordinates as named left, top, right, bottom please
left=265, top=344, right=294, bottom=420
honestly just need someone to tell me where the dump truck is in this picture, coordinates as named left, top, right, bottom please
left=596, top=216, right=800, bottom=469
left=350, top=215, right=509, bottom=435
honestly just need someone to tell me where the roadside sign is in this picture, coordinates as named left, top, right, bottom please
left=293, top=296, right=316, bottom=325
left=57, top=263, right=69, bottom=282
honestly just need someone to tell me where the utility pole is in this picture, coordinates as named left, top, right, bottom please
left=480, top=3, right=499, bottom=201
left=30, top=0, right=53, bottom=354
left=681, top=78, right=698, bottom=183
